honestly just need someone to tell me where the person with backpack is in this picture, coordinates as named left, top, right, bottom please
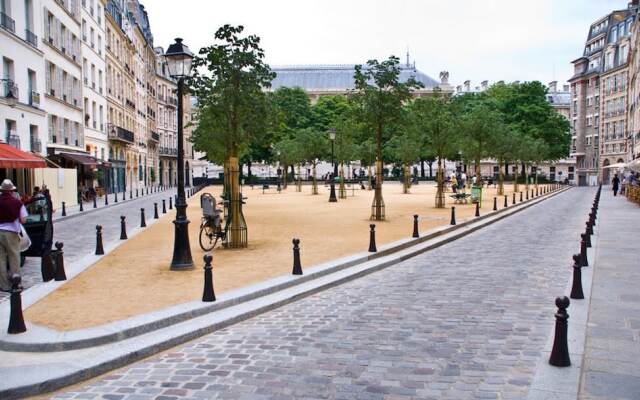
left=0, top=179, right=28, bottom=291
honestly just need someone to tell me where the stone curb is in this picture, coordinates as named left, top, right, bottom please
left=52, top=188, right=176, bottom=223
left=0, top=187, right=570, bottom=353
left=0, top=187, right=570, bottom=399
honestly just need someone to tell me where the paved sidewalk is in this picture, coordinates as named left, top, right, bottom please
left=48, top=187, right=592, bottom=400
left=0, top=187, right=179, bottom=303
left=578, top=190, right=640, bottom=400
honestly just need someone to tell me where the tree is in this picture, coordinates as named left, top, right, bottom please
left=296, top=128, right=328, bottom=194
left=385, top=130, right=421, bottom=194
left=189, top=24, right=275, bottom=248
left=350, top=56, right=422, bottom=220
left=490, top=124, right=517, bottom=196
left=408, top=94, right=457, bottom=207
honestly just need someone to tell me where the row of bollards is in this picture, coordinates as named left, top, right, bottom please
left=549, top=184, right=600, bottom=367
left=60, top=185, right=174, bottom=218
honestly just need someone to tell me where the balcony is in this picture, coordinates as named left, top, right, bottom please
left=0, top=11, right=15, bottom=33
left=159, top=146, right=177, bottom=157
left=7, top=133, right=20, bottom=149
left=2, top=79, right=18, bottom=102
left=30, top=138, right=42, bottom=153
left=29, top=91, right=40, bottom=108
left=25, top=29, right=37, bottom=47
left=150, top=131, right=160, bottom=142
left=107, top=123, right=134, bottom=144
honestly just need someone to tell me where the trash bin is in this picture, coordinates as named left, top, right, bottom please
left=471, top=185, right=483, bottom=206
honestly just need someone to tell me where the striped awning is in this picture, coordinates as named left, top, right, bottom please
left=0, top=143, right=47, bottom=169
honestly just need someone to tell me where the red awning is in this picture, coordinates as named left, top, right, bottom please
left=0, top=143, right=47, bottom=169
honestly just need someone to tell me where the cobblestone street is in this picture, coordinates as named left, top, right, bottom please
left=0, top=188, right=178, bottom=303
left=48, top=187, right=594, bottom=400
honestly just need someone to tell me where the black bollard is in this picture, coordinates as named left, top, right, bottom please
left=79, top=197, right=84, bottom=212
left=7, top=274, right=26, bottom=334
left=368, top=224, right=377, bottom=252
left=136, top=189, right=139, bottom=198
left=580, top=239, right=589, bottom=267
left=536, top=187, right=539, bottom=196
left=512, top=192, right=516, bottom=205
left=586, top=220, right=593, bottom=236
left=292, top=238, right=303, bottom=275
left=493, top=197, right=497, bottom=211
left=412, top=215, right=419, bottom=238
left=531, top=189, right=534, bottom=198
left=504, top=195, right=508, bottom=208
left=41, top=253, right=55, bottom=282
left=130, top=189, right=133, bottom=199
left=570, top=254, right=585, bottom=300
left=105, top=192, right=109, bottom=206
left=520, top=191, right=523, bottom=202
left=582, top=232, right=591, bottom=249
left=114, top=191, right=118, bottom=203
left=140, top=208, right=147, bottom=227
left=154, top=202, right=159, bottom=219
left=475, top=201, right=480, bottom=217
left=590, top=212, right=596, bottom=227
left=120, top=215, right=127, bottom=240
left=95, top=225, right=104, bottom=255
left=61, top=201, right=66, bottom=217
left=93, top=196, right=97, bottom=209
left=202, top=254, right=216, bottom=302
left=53, top=242, right=66, bottom=281
left=162, top=199, right=167, bottom=214
left=450, top=206, right=456, bottom=225
left=549, top=296, right=571, bottom=367
left=169, top=196, right=173, bottom=210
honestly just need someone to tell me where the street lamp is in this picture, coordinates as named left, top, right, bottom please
left=165, top=38, right=194, bottom=271
left=328, top=128, right=337, bottom=202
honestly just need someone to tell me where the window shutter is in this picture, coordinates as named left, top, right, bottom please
left=48, top=115, right=54, bottom=141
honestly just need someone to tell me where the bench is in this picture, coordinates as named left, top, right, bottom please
left=449, top=193, right=472, bottom=204
left=262, top=184, right=281, bottom=194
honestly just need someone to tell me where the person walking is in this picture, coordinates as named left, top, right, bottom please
left=0, top=179, right=28, bottom=291
left=612, top=173, right=620, bottom=197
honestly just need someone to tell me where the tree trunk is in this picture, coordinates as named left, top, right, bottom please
left=403, top=164, right=410, bottom=194
left=428, top=161, right=433, bottom=178
left=282, top=164, right=288, bottom=189
left=296, top=163, right=302, bottom=192
left=435, top=158, right=445, bottom=208
left=312, top=162, right=318, bottom=195
left=226, top=155, right=247, bottom=248
left=247, top=160, right=252, bottom=183
left=514, top=161, right=519, bottom=193
left=420, top=160, right=425, bottom=178
left=475, top=159, right=481, bottom=187
left=339, top=163, right=346, bottom=199
left=371, top=159, right=385, bottom=220
left=223, top=159, right=230, bottom=199
left=525, top=164, right=529, bottom=192
left=498, top=160, right=504, bottom=196
left=367, top=165, right=372, bottom=190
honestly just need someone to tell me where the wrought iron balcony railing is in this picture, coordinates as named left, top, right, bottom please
left=0, top=11, right=15, bottom=32
left=106, top=123, right=134, bottom=144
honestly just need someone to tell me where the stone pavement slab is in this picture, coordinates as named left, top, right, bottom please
left=41, top=187, right=592, bottom=400
left=578, top=189, right=640, bottom=400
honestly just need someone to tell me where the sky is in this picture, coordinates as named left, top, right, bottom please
left=145, top=0, right=630, bottom=89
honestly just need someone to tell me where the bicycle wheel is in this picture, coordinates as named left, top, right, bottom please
left=199, top=223, right=216, bottom=251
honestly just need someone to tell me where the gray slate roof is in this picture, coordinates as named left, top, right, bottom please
left=270, top=64, right=440, bottom=91
left=546, top=92, right=571, bottom=106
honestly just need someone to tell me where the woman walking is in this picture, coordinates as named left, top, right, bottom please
left=612, top=173, right=620, bottom=197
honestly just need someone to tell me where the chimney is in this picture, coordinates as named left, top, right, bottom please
left=481, top=80, right=488, bottom=90
left=548, top=81, right=558, bottom=92
left=563, top=84, right=570, bottom=92
left=464, top=80, right=471, bottom=92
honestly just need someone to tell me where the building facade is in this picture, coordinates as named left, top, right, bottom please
left=570, top=3, right=637, bottom=186
left=154, top=47, right=177, bottom=187
left=627, top=3, right=640, bottom=165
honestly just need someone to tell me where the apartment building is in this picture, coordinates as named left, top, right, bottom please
left=627, top=4, right=640, bottom=164
left=1, top=0, right=46, bottom=157
left=154, top=46, right=177, bottom=187
left=570, top=2, right=638, bottom=185
left=80, top=0, right=108, bottom=169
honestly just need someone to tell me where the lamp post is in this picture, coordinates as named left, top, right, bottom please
left=165, top=38, right=194, bottom=271
left=328, top=128, right=337, bottom=202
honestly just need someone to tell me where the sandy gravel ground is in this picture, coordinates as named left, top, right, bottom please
left=26, top=181, right=538, bottom=330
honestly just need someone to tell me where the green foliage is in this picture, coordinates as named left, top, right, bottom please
left=408, top=94, right=457, bottom=163
left=271, top=87, right=313, bottom=134
left=295, top=128, right=328, bottom=163
left=311, top=95, right=351, bottom=132
left=188, top=24, right=275, bottom=160
left=456, top=100, right=502, bottom=175
left=384, top=130, right=421, bottom=166
left=350, top=56, right=423, bottom=160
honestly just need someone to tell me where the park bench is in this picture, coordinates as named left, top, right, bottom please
left=449, top=193, right=472, bottom=204
left=262, top=184, right=281, bottom=194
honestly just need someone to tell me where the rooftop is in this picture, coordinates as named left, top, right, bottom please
left=270, top=64, right=442, bottom=92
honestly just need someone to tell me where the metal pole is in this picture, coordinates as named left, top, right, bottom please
left=171, top=78, right=194, bottom=270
